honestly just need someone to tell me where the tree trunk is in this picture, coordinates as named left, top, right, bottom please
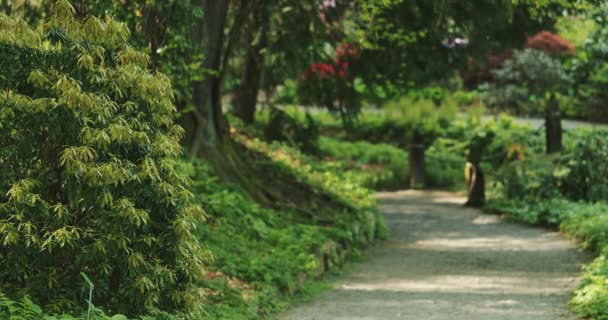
left=182, top=0, right=353, bottom=219
left=184, top=0, right=230, bottom=157
left=465, top=162, right=485, bottom=207
left=234, top=3, right=268, bottom=124
left=408, top=129, right=426, bottom=189
left=545, top=93, right=562, bottom=154
left=182, top=0, right=272, bottom=202
left=464, top=130, right=493, bottom=207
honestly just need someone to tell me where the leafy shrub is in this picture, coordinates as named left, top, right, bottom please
left=486, top=197, right=591, bottom=226
left=0, top=3, right=206, bottom=316
left=236, top=133, right=377, bottom=213
left=493, top=156, right=561, bottom=201
left=452, top=90, right=483, bottom=107
left=275, top=79, right=299, bottom=105
left=263, top=108, right=319, bottom=154
left=482, top=116, right=544, bottom=167
left=425, top=145, right=465, bottom=189
left=486, top=48, right=572, bottom=114
left=297, top=43, right=361, bottom=124
left=571, top=255, right=608, bottom=320
left=318, top=137, right=408, bottom=190
left=383, top=97, right=457, bottom=144
left=488, top=127, right=608, bottom=205
left=183, top=160, right=333, bottom=318
left=570, top=5, right=608, bottom=122
left=558, top=130, right=608, bottom=202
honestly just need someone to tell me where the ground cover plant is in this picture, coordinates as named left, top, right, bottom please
left=183, top=153, right=385, bottom=319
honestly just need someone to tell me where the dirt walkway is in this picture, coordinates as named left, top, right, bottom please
left=282, top=190, right=589, bottom=320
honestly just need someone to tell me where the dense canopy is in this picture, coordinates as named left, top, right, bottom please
left=2, top=0, right=608, bottom=319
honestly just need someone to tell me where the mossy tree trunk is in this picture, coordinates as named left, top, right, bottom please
left=180, top=0, right=275, bottom=205
left=545, top=93, right=562, bottom=154
left=465, top=144, right=485, bottom=207
left=234, top=3, right=268, bottom=124
left=465, top=162, right=485, bottom=207
left=465, top=130, right=494, bottom=207
left=408, top=129, right=426, bottom=189
left=180, top=0, right=361, bottom=218
left=182, top=0, right=229, bottom=157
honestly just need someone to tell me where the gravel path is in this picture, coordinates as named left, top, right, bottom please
left=281, top=190, right=590, bottom=320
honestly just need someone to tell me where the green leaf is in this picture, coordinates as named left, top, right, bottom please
left=80, top=272, right=94, bottom=288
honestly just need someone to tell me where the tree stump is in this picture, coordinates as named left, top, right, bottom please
left=545, top=93, right=562, bottom=154
left=465, top=162, right=485, bottom=207
left=409, top=129, right=426, bottom=189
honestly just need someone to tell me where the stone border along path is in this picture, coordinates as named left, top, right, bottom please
left=281, top=190, right=590, bottom=320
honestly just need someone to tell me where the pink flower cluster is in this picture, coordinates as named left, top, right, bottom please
left=300, top=43, right=359, bottom=82
left=303, top=61, right=349, bottom=80
left=335, top=42, right=359, bottom=60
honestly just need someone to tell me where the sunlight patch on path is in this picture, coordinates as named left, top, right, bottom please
left=340, top=274, right=576, bottom=294
left=414, top=235, right=573, bottom=252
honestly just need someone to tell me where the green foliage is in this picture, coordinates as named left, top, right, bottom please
left=176, top=142, right=385, bottom=319
left=384, top=97, right=457, bottom=142
left=567, top=3, right=608, bottom=121
left=491, top=129, right=608, bottom=204
left=571, top=255, right=608, bottom=320
left=425, top=144, right=466, bottom=190
left=263, top=107, right=549, bottom=192
left=493, top=156, right=561, bottom=201
left=487, top=48, right=573, bottom=110
left=236, top=134, right=378, bottom=214
left=274, top=79, right=299, bottom=105
left=0, top=291, right=180, bottom=320
left=77, top=0, right=203, bottom=112
left=486, top=196, right=583, bottom=225
left=183, top=160, right=333, bottom=318
left=257, top=106, right=473, bottom=190
left=263, top=108, right=319, bottom=154
left=557, top=14, right=596, bottom=47
left=262, top=0, right=345, bottom=95
left=318, top=136, right=408, bottom=190
left=489, top=125, right=608, bottom=195
left=559, top=130, right=608, bottom=201
left=352, top=0, right=559, bottom=90
left=0, top=3, right=207, bottom=317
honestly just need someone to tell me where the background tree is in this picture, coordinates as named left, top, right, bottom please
left=231, top=0, right=349, bottom=124
left=488, top=48, right=573, bottom=153
left=349, top=0, right=560, bottom=96
left=567, top=3, right=608, bottom=121
left=233, top=2, right=269, bottom=124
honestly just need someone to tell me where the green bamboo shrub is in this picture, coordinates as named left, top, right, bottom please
left=0, top=1, right=207, bottom=317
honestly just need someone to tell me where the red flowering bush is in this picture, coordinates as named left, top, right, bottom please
left=526, top=31, right=575, bottom=55
left=461, top=32, right=574, bottom=88
left=297, top=43, right=361, bottom=123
